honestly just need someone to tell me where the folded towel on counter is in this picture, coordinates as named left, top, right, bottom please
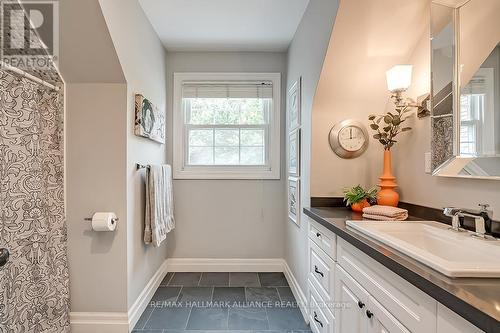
left=144, top=164, right=175, bottom=247
left=362, top=205, right=408, bottom=221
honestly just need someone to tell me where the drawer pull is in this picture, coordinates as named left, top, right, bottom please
left=366, top=310, right=374, bottom=319
left=314, top=265, right=324, bottom=277
left=357, top=301, right=365, bottom=309
left=313, top=312, right=324, bottom=327
left=316, top=232, right=321, bottom=237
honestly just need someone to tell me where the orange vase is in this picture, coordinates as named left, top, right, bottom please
left=377, top=149, right=399, bottom=207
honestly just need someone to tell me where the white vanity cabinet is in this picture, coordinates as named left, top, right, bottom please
left=307, top=219, right=337, bottom=333
left=307, top=219, right=487, bottom=333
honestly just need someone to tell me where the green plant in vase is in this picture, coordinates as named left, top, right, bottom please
left=368, top=98, right=413, bottom=207
left=342, top=185, right=378, bottom=213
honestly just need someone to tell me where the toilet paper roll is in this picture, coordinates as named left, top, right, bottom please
left=91, top=212, right=117, bottom=232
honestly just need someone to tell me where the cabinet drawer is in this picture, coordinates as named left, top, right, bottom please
left=309, top=240, right=335, bottom=302
left=337, top=239, right=437, bottom=333
left=309, top=219, right=336, bottom=260
left=309, top=280, right=335, bottom=333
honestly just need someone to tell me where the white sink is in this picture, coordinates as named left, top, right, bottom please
left=346, top=220, right=500, bottom=278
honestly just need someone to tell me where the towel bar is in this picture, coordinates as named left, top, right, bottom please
left=136, top=163, right=149, bottom=170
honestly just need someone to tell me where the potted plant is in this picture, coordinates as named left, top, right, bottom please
left=368, top=100, right=412, bottom=207
left=342, top=185, right=378, bottom=213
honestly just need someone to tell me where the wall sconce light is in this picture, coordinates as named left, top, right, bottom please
left=386, top=65, right=430, bottom=118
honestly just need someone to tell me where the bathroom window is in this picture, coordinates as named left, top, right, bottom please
left=173, top=73, right=281, bottom=179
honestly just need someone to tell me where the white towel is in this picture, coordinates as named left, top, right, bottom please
left=144, top=165, right=175, bottom=247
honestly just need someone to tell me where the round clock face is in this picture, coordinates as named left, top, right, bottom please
left=338, top=126, right=366, bottom=152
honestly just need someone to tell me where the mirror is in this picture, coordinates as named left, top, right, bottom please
left=431, top=0, right=500, bottom=179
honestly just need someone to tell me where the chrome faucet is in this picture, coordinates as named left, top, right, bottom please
left=443, top=207, right=465, bottom=232
left=443, top=204, right=494, bottom=240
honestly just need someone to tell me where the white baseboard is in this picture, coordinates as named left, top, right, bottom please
left=283, top=261, right=309, bottom=323
left=70, top=260, right=168, bottom=333
left=128, top=260, right=169, bottom=330
left=69, top=258, right=308, bottom=331
left=165, top=258, right=284, bottom=272
left=69, top=312, right=129, bottom=333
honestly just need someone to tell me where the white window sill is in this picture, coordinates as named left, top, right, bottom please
left=173, top=166, right=280, bottom=180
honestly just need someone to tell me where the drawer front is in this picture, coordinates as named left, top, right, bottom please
left=309, top=281, right=335, bottom=333
left=309, top=240, right=335, bottom=301
left=309, top=219, right=336, bottom=260
left=337, top=239, right=437, bottom=333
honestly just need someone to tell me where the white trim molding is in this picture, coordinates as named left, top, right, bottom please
left=69, top=312, right=129, bottom=333
left=128, top=260, right=169, bottom=330
left=283, top=260, right=309, bottom=322
left=173, top=72, right=282, bottom=180
left=165, top=258, right=285, bottom=273
left=70, top=260, right=168, bottom=333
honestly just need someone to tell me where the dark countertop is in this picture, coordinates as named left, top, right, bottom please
left=304, top=206, right=500, bottom=333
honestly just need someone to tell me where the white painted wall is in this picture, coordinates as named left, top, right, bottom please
left=165, top=52, right=287, bottom=259
left=97, top=0, right=169, bottom=308
left=285, top=0, right=340, bottom=293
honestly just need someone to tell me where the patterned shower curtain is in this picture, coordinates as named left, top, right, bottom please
left=0, top=70, right=70, bottom=332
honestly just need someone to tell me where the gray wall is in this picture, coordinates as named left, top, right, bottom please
left=60, top=0, right=130, bottom=313
left=285, top=0, right=339, bottom=292
left=98, top=0, right=169, bottom=308
left=165, top=52, right=287, bottom=259
left=66, top=83, right=128, bottom=312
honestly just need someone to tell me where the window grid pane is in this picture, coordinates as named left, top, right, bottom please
left=182, top=87, right=273, bottom=167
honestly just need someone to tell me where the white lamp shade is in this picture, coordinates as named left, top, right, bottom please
left=386, top=65, right=412, bottom=91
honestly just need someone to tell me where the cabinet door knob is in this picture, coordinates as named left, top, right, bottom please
left=313, top=311, right=324, bottom=327
left=314, top=265, right=324, bottom=277
left=357, top=301, right=365, bottom=309
left=316, top=232, right=321, bottom=237
left=366, top=310, right=374, bottom=319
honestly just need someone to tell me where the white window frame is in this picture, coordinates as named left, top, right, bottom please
left=173, top=72, right=281, bottom=180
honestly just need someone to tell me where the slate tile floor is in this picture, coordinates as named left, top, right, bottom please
left=133, top=272, right=311, bottom=333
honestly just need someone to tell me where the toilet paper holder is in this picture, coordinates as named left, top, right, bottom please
left=84, top=214, right=119, bottom=223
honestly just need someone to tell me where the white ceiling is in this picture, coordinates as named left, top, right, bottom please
left=139, top=0, right=310, bottom=52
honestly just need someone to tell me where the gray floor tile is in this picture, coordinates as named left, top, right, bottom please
left=160, top=272, right=174, bottom=286
left=228, top=307, right=269, bottom=330
left=151, top=287, right=181, bottom=303
left=230, top=272, right=261, bottom=287
left=132, top=330, right=164, bottom=333
left=145, top=307, right=191, bottom=330
left=177, top=287, right=213, bottom=306
left=200, top=272, right=230, bottom=286
left=186, top=307, right=229, bottom=330
left=266, top=307, right=309, bottom=330
left=246, top=287, right=280, bottom=305
left=133, top=305, right=154, bottom=330
left=277, top=287, right=296, bottom=303
left=168, top=272, right=202, bottom=286
left=213, top=287, right=246, bottom=305
left=258, top=272, right=289, bottom=287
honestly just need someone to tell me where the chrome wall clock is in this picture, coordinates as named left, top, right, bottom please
left=329, top=119, right=369, bottom=159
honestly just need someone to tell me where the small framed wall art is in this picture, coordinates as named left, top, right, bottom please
left=134, top=94, right=165, bottom=144
left=288, top=177, right=300, bottom=226
left=287, top=77, right=301, bottom=131
left=288, top=128, right=300, bottom=177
